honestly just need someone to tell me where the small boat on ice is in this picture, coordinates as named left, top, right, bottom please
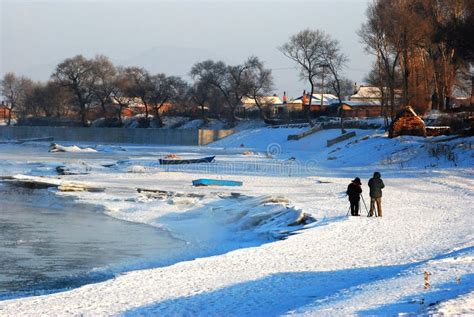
left=192, top=178, right=243, bottom=187
left=159, top=156, right=215, bottom=165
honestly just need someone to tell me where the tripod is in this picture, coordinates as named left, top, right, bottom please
left=362, top=195, right=376, bottom=217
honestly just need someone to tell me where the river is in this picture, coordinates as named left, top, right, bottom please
left=0, top=184, right=187, bottom=300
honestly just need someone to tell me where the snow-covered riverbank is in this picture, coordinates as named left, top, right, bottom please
left=0, top=127, right=472, bottom=316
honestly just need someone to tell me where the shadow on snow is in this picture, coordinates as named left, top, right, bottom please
left=124, top=246, right=474, bottom=316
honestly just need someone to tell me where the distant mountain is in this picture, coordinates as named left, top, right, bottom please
left=1, top=59, right=61, bottom=81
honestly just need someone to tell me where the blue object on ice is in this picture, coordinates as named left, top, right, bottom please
left=192, top=178, right=243, bottom=187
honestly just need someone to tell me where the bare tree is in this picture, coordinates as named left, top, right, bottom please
left=279, top=29, right=329, bottom=125
left=21, top=80, right=73, bottom=121
left=424, top=0, right=473, bottom=110
left=44, top=81, right=74, bottom=118
left=358, top=1, right=402, bottom=119
left=110, top=67, right=133, bottom=125
left=321, top=37, right=349, bottom=133
left=0, top=72, right=33, bottom=125
left=91, top=55, right=117, bottom=118
left=225, top=59, right=256, bottom=125
left=191, top=59, right=253, bottom=126
left=330, top=78, right=354, bottom=98
left=243, top=56, right=274, bottom=120
left=365, top=64, right=390, bottom=128
left=359, top=0, right=473, bottom=115
left=189, top=81, right=213, bottom=122
left=149, top=74, right=188, bottom=127
left=189, top=79, right=228, bottom=121
left=52, top=55, right=97, bottom=126
left=22, top=81, right=46, bottom=118
left=122, top=67, right=153, bottom=127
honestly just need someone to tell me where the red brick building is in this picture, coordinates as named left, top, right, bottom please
left=342, top=101, right=383, bottom=117
left=0, top=105, right=11, bottom=122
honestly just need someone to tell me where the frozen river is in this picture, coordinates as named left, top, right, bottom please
left=0, top=184, right=187, bottom=299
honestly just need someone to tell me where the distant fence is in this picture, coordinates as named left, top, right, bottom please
left=326, top=131, right=356, bottom=147
left=287, top=125, right=323, bottom=140
left=0, top=126, right=234, bottom=146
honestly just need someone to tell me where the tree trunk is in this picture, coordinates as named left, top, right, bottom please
left=431, top=91, right=438, bottom=111
left=75, top=90, right=88, bottom=127
left=200, top=105, right=206, bottom=121
left=389, top=85, right=396, bottom=120
left=153, top=105, right=163, bottom=128
left=101, top=100, right=107, bottom=118
left=471, top=76, right=474, bottom=106
left=142, top=99, right=149, bottom=119
left=118, top=106, right=123, bottom=126
left=340, top=108, right=345, bottom=134
left=307, top=82, right=315, bottom=127
left=254, top=98, right=268, bottom=121
left=377, top=55, right=389, bottom=129
left=7, top=107, right=12, bottom=126
left=80, top=104, right=87, bottom=127
left=333, top=76, right=345, bottom=135
left=445, top=94, right=451, bottom=111
left=402, top=55, right=410, bottom=106
left=230, top=105, right=239, bottom=127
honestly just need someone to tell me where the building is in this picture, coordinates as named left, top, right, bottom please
left=0, top=102, right=11, bottom=122
left=272, top=100, right=303, bottom=114
left=111, top=97, right=171, bottom=116
left=240, top=95, right=282, bottom=111
left=341, top=101, right=383, bottom=118
left=450, top=96, right=471, bottom=108
left=349, top=86, right=402, bottom=104
left=293, top=93, right=339, bottom=105
left=290, top=93, right=340, bottom=111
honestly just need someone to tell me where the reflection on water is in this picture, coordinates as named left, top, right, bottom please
left=0, top=185, right=186, bottom=299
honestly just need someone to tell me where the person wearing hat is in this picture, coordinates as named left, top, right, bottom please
left=346, top=177, right=362, bottom=216
left=368, top=171, right=385, bottom=217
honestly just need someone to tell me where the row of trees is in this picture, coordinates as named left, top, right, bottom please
left=0, top=55, right=275, bottom=127
left=359, top=0, right=473, bottom=125
left=3, top=2, right=472, bottom=129
left=1, top=28, right=350, bottom=128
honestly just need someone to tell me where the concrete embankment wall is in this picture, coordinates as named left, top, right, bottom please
left=0, top=126, right=234, bottom=146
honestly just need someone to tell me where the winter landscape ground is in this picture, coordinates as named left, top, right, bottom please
left=0, top=125, right=473, bottom=316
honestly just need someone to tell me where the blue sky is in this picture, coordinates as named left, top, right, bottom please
left=1, top=0, right=373, bottom=98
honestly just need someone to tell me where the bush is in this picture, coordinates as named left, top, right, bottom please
left=428, top=144, right=457, bottom=165
left=425, top=112, right=470, bottom=133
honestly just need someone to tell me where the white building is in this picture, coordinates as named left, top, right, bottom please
left=240, top=96, right=282, bottom=110
left=349, top=86, right=401, bottom=103
left=292, top=93, right=340, bottom=106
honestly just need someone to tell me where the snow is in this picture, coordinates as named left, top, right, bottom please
left=293, top=93, right=340, bottom=105
left=0, top=125, right=473, bottom=316
left=49, top=143, right=97, bottom=153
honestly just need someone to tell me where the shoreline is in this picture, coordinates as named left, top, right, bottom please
left=0, top=129, right=472, bottom=315
left=0, top=178, right=307, bottom=302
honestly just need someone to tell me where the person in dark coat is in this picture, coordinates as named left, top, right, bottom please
left=346, top=177, right=362, bottom=216
left=368, top=171, right=385, bottom=217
